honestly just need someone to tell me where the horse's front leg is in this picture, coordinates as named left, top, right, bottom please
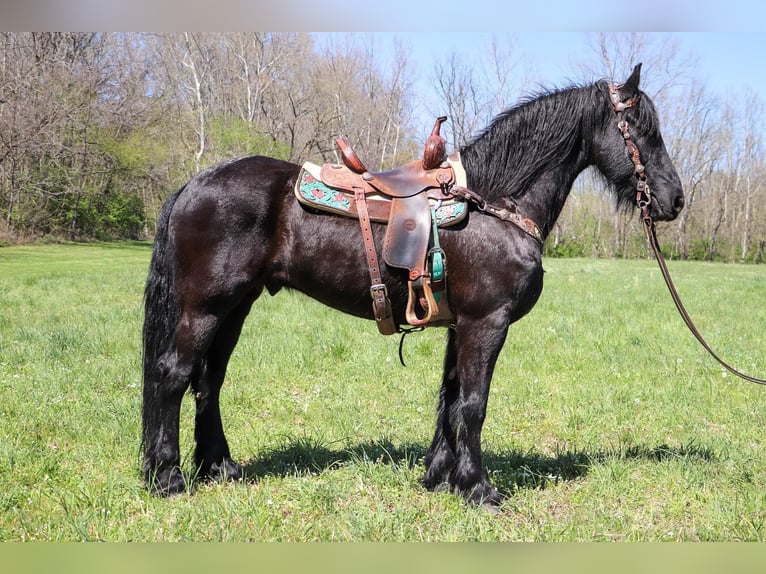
left=425, top=314, right=508, bottom=506
left=423, top=327, right=459, bottom=492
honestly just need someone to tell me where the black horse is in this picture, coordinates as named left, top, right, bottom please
left=142, top=65, right=684, bottom=505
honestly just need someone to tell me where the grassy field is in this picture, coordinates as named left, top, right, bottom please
left=1, top=241, right=766, bottom=541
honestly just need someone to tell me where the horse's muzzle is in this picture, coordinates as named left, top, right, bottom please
left=650, top=190, right=684, bottom=222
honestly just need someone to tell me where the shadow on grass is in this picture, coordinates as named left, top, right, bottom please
left=241, top=436, right=718, bottom=497
left=485, top=441, right=717, bottom=496
left=242, top=437, right=427, bottom=480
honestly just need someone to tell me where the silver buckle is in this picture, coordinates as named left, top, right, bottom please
left=370, top=283, right=388, bottom=298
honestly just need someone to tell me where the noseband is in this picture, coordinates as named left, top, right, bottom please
left=608, top=83, right=766, bottom=386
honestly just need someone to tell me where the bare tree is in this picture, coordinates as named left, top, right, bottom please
left=289, top=34, right=415, bottom=167
left=178, top=33, right=216, bottom=173
left=580, top=33, right=694, bottom=106
left=0, top=32, right=116, bottom=238
left=433, top=52, right=486, bottom=150
left=666, top=84, right=723, bottom=259
left=431, top=35, right=522, bottom=151
left=484, top=35, right=523, bottom=114
left=734, top=97, right=764, bottom=261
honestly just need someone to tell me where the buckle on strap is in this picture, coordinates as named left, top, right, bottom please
left=370, top=283, right=388, bottom=298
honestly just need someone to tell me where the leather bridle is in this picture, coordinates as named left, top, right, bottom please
left=608, top=85, right=653, bottom=213
left=609, top=83, right=766, bottom=386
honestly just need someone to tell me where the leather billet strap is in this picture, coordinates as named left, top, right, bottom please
left=354, top=187, right=397, bottom=335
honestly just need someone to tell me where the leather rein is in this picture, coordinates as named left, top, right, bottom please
left=609, top=84, right=766, bottom=386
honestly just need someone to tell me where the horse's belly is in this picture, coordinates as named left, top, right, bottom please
left=269, top=205, right=409, bottom=321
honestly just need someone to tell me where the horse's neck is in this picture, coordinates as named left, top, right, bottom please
left=515, top=154, right=590, bottom=240
left=463, top=97, right=596, bottom=240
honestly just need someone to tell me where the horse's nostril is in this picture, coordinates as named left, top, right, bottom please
left=674, top=194, right=685, bottom=212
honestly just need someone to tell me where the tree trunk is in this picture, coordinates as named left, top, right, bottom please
left=741, top=177, right=752, bottom=261
left=69, top=192, right=81, bottom=241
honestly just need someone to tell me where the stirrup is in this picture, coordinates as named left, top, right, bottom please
left=405, top=277, right=439, bottom=327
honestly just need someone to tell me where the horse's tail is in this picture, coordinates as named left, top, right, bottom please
left=141, top=186, right=184, bottom=452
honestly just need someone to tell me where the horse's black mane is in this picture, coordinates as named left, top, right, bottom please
left=459, top=79, right=659, bottom=206
left=459, top=82, right=602, bottom=202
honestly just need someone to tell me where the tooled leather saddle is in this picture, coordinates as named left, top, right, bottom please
left=295, top=117, right=463, bottom=335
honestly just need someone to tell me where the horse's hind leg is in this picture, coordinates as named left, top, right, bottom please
left=143, top=309, right=220, bottom=495
left=192, top=296, right=257, bottom=483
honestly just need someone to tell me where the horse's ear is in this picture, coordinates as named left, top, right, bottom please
left=620, top=63, right=642, bottom=97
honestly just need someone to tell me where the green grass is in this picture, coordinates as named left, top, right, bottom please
left=1, top=242, right=766, bottom=540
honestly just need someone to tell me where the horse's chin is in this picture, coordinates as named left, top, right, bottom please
left=649, top=198, right=683, bottom=222
left=650, top=209, right=679, bottom=222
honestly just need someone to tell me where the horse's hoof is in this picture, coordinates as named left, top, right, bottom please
left=423, top=479, right=451, bottom=494
left=464, top=482, right=502, bottom=507
left=422, top=471, right=450, bottom=492
left=205, top=458, right=243, bottom=483
left=147, top=465, right=187, bottom=496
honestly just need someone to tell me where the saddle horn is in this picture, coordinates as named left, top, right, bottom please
left=423, top=116, right=448, bottom=170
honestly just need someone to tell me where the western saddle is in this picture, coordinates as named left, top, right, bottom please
left=294, top=116, right=543, bottom=336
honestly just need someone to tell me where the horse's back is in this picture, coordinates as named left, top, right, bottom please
left=171, top=155, right=298, bottom=232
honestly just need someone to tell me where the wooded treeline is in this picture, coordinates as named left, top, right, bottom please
left=1, top=32, right=763, bottom=262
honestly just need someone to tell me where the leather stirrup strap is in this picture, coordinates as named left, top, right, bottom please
left=354, top=188, right=397, bottom=335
